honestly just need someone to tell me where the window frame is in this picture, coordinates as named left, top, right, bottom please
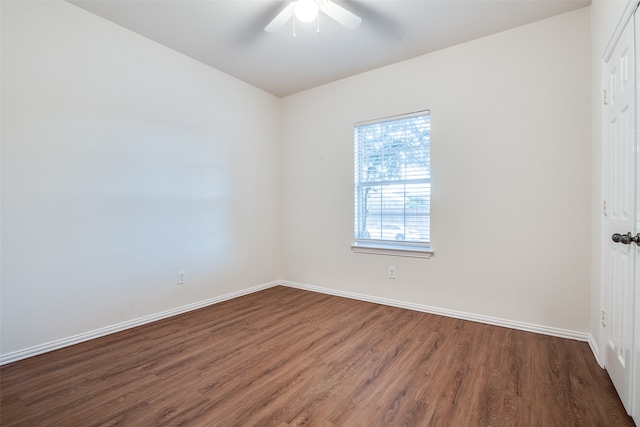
left=351, top=110, right=433, bottom=258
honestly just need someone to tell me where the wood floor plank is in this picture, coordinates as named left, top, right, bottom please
left=0, top=286, right=633, bottom=426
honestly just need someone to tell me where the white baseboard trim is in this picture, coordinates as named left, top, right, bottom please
left=588, top=335, right=603, bottom=367
left=0, top=281, right=280, bottom=366
left=1, top=280, right=601, bottom=367
left=280, top=281, right=599, bottom=359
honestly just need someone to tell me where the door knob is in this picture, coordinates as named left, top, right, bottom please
left=612, top=232, right=640, bottom=244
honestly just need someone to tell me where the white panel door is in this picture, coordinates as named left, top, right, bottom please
left=605, top=15, right=636, bottom=414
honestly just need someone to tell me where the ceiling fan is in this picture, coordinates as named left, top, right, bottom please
left=264, top=0, right=362, bottom=33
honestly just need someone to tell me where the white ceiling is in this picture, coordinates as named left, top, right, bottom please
left=69, top=0, right=590, bottom=98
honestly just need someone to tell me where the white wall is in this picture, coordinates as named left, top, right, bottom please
left=590, top=0, right=632, bottom=358
left=0, top=1, right=603, bottom=361
left=1, top=1, right=281, bottom=356
left=281, top=8, right=591, bottom=333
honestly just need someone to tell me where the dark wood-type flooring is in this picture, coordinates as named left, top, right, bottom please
left=0, top=286, right=634, bottom=426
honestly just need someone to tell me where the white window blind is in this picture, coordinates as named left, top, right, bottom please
left=354, top=111, right=430, bottom=252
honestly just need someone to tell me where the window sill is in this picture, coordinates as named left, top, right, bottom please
left=351, top=243, right=434, bottom=258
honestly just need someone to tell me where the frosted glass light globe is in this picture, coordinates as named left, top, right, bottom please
left=295, top=0, right=319, bottom=23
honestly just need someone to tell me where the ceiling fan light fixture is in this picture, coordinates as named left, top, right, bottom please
left=265, top=0, right=360, bottom=34
left=294, top=0, right=319, bottom=23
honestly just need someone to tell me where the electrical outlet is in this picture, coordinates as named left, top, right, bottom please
left=177, top=270, right=186, bottom=285
left=388, top=266, right=396, bottom=279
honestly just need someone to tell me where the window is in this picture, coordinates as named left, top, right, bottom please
left=352, top=110, right=431, bottom=257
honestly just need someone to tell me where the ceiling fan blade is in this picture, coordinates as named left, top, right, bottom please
left=265, top=2, right=295, bottom=33
left=320, top=1, right=362, bottom=30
